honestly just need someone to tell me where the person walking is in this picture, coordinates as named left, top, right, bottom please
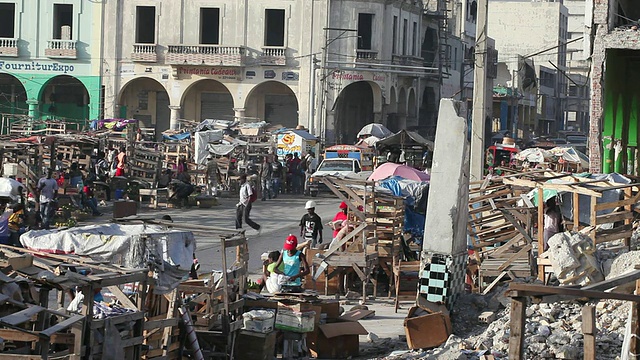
left=299, top=200, right=323, bottom=248
left=259, top=156, right=273, bottom=201
left=303, top=151, right=317, bottom=196
left=205, top=155, right=221, bottom=197
left=37, top=169, right=58, bottom=229
left=235, top=174, right=261, bottom=233
left=271, top=158, right=283, bottom=198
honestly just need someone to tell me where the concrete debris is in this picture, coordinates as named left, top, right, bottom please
left=544, top=231, right=604, bottom=286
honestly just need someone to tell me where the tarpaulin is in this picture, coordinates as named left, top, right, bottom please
left=163, top=132, right=191, bottom=141
left=377, top=176, right=428, bottom=237
left=195, top=130, right=225, bottom=166
left=20, top=224, right=196, bottom=294
left=208, top=144, right=237, bottom=156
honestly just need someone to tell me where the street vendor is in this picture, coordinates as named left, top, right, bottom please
left=273, top=235, right=310, bottom=290
left=330, top=201, right=349, bottom=241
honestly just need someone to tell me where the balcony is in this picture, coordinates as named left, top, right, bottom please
left=166, top=45, right=245, bottom=67
left=0, top=38, right=18, bottom=57
left=45, top=40, right=76, bottom=59
left=356, top=50, right=378, bottom=63
left=258, top=46, right=287, bottom=66
left=392, top=54, right=423, bottom=67
left=131, top=44, right=157, bottom=62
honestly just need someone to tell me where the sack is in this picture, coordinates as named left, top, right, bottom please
left=249, top=186, right=258, bottom=203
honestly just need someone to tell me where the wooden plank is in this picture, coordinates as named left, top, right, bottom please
left=573, top=191, right=579, bottom=229
left=40, top=314, right=84, bottom=338
left=595, top=211, right=634, bottom=225
left=497, top=244, right=532, bottom=272
left=482, top=272, right=508, bottom=295
left=507, top=283, right=640, bottom=303
left=0, top=305, right=44, bottom=326
left=508, top=297, right=526, bottom=360
left=582, top=269, right=640, bottom=292
left=594, top=192, right=640, bottom=211
left=582, top=306, right=596, bottom=360
left=352, top=263, right=366, bottom=281
left=595, top=227, right=635, bottom=245
left=144, top=318, right=179, bottom=331
left=106, top=286, right=137, bottom=310
left=486, top=234, right=525, bottom=257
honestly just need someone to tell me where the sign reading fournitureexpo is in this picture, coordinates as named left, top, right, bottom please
left=0, top=60, right=87, bottom=74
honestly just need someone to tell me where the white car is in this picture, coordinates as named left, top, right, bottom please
left=307, top=158, right=371, bottom=197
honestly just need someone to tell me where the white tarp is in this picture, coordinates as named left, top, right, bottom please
left=549, top=146, right=590, bottom=169
left=20, top=224, right=196, bottom=294
left=195, top=130, right=225, bottom=166
left=515, top=148, right=554, bottom=163
left=0, top=178, right=24, bottom=201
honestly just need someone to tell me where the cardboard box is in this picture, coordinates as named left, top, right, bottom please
left=404, top=307, right=452, bottom=350
left=234, top=330, right=276, bottom=360
left=319, top=300, right=341, bottom=320
left=112, top=200, right=137, bottom=219
left=275, top=309, right=316, bottom=333
left=308, top=321, right=368, bottom=359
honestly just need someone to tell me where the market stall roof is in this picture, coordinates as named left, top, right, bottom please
left=274, top=128, right=318, bottom=141
left=375, top=129, right=434, bottom=151
left=368, top=162, right=430, bottom=182
left=357, top=123, right=393, bottom=139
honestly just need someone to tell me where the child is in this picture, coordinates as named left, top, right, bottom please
left=260, top=251, right=284, bottom=293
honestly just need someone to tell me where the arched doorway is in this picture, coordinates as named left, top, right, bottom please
left=181, top=79, right=234, bottom=121
left=0, top=74, right=28, bottom=115
left=408, top=89, right=417, bottom=127
left=334, top=81, right=381, bottom=144
left=389, top=88, right=407, bottom=133
left=39, top=75, right=89, bottom=122
left=118, top=77, right=169, bottom=139
left=245, top=81, right=298, bottom=127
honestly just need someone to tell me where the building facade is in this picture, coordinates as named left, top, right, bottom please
left=102, top=0, right=444, bottom=144
left=487, top=0, right=569, bottom=137
left=564, top=0, right=591, bottom=133
left=0, top=0, right=103, bottom=126
left=589, top=0, right=640, bottom=173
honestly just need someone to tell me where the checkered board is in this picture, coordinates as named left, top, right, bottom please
left=418, top=251, right=467, bottom=310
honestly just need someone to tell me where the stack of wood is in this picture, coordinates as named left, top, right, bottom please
left=372, top=196, right=405, bottom=297
left=130, top=147, right=162, bottom=187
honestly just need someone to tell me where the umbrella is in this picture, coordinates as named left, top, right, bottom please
left=368, top=163, right=430, bottom=182
left=357, top=136, right=381, bottom=147
left=357, top=123, right=393, bottom=139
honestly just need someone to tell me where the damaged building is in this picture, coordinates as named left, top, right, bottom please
left=589, top=0, right=640, bottom=173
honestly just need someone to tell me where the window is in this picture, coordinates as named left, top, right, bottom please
left=265, top=9, right=285, bottom=47
left=392, top=16, right=398, bottom=54
left=468, top=0, right=478, bottom=22
left=412, top=22, right=417, bottom=56
left=53, top=4, right=73, bottom=40
left=402, top=19, right=408, bottom=55
left=0, top=2, right=15, bottom=38
left=569, top=85, right=578, bottom=97
left=135, top=6, right=156, bottom=44
left=200, top=8, right=220, bottom=45
left=357, top=13, right=373, bottom=50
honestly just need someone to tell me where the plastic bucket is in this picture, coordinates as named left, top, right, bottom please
left=115, top=189, right=124, bottom=200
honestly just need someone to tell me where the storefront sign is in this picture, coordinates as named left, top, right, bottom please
left=330, top=71, right=386, bottom=84
left=176, top=66, right=241, bottom=81
left=0, top=60, right=87, bottom=74
left=277, top=133, right=303, bottom=157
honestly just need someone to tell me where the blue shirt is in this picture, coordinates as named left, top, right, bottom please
left=0, top=211, right=10, bottom=244
left=282, top=250, right=301, bottom=286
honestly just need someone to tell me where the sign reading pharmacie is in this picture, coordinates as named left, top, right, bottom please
left=330, top=70, right=387, bottom=84
left=0, top=60, right=91, bottom=75
left=176, top=66, right=242, bottom=81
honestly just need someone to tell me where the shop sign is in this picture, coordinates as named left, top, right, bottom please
left=330, top=70, right=386, bottom=84
left=277, top=133, right=303, bottom=157
left=176, top=66, right=242, bottom=81
left=0, top=60, right=88, bottom=74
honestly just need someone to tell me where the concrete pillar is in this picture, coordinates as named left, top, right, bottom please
left=169, top=105, right=181, bottom=130
left=419, top=98, right=469, bottom=311
left=26, top=99, right=38, bottom=120
left=234, top=107, right=246, bottom=123
left=373, top=111, right=382, bottom=124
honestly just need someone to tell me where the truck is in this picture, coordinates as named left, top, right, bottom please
left=307, top=145, right=374, bottom=197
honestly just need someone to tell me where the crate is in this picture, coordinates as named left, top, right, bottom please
left=242, top=309, right=276, bottom=333
left=275, top=310, right=316, bottom=333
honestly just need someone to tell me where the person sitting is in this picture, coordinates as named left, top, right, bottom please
left=168, top=179, right=195, bottom=208
left=68, top=162, right=84, bottom=189
left=260, top=250, right=285, bottom=293
left=82, top=181, right=102, bottom=216
left=272, top=235, right=310, bottom=292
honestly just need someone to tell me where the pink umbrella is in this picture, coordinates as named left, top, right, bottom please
left=368, top=162, right=430, bottom=182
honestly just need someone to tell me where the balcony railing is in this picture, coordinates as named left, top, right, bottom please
left=0, top=38, right=18, bottom=57
left=166, top=45, right=245, bottom=66
left=392, top=54, right=424, bottom=67
left=45, top=39, right=77, bottom=59
left=356, top=49, right=378, bottom=62
left=131, top=44, right=157, bottom=62
left=258, top=46, right=287, bottom=66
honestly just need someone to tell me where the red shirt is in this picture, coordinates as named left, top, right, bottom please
left=332, top=212, right=348, bottom=238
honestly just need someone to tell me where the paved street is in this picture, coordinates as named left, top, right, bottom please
left=144, top=193, right=341, bottom=275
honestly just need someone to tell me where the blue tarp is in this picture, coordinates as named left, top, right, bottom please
left=378, top=176, right=426, bottom=238
left=163, top=132, right=191, bottom=141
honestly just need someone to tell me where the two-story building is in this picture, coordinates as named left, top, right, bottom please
left=0, top=0, right=103, bottom=126
left=102, top=0, right=441, bottom=144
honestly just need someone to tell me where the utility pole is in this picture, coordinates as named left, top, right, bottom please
left=470, top=0, right=489, bottom=181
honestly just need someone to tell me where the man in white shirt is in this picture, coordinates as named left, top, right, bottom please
left=37, top=169, right=58, bottom=229
left=235, top=174, right=261, bottom=233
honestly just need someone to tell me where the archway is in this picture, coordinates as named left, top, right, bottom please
left=389, top=87, right=407, bottom=133
left=181, top=79, right=234, bottom=121
left=39, top=75, right=89, bottom=122
left=0, top=74, right=28, bottom=115
left=334, top=81, right=384, bottom=144
left=245, top=81, right=299, bottom=127
left=118, top=77, right=170, bottom=139
left=408, top=88, right=417, bottom=127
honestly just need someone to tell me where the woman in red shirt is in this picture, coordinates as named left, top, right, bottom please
left=331, top=202, right=349, bottom=240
